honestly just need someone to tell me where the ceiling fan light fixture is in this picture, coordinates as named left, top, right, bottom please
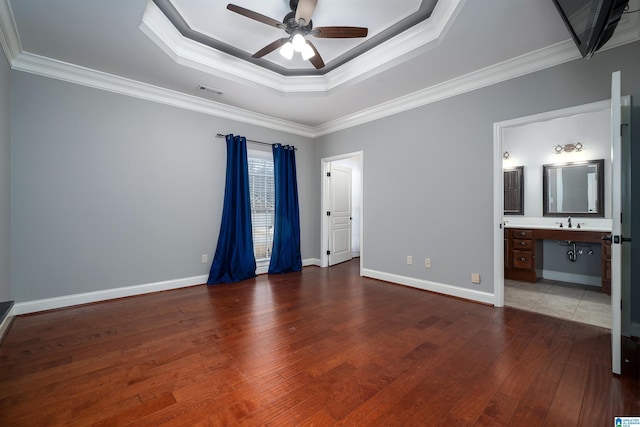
left=292, top=33, right=306, bottom=52
left=301, top=42, right=315, bottom=60
left=227, top=1, right=369, bottom=69
left=279, top=41, right=294, bottom=59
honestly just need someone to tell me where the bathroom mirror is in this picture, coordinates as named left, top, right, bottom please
left=504, top=166, right=524, bottom=215
left=543, top=159, right=604, bottom=217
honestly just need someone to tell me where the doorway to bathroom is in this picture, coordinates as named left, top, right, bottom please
left=498, top=101, right=613, bottom=329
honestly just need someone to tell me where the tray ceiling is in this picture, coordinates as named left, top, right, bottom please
left=2, top=0, right=639, bottom=134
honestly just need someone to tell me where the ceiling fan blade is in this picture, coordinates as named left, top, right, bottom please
left=313, top=26, right=368, bottom=38
left=227, top=4, right=284, bottom=29
left=294, top=0, right=317, bottom=25
left=306, top=40, right=325, bottom=69
left=252, top=38, right=290, bottom=59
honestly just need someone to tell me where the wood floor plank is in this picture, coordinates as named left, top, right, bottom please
left=446, top=327, right=533, bottom=424
left=0, top=260, right=637, bottom=426
left=475, top=391, right=520, bottom=426
left=544, top=362, right=589, bottom=426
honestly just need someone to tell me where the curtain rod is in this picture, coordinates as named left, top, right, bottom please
left=215, top=133, right=296, bottom=150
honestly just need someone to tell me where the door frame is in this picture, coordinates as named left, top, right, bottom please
left=321, top=151, right=364, bottom=274
left=492, top=99, right=612, bottom=308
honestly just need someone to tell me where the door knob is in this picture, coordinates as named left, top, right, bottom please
left=602, top=234, right=633, bottom=244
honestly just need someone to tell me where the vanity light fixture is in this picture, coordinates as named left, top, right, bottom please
left=554, top=142, right=584, bottom=154
left=503, top=151, right=511, bottom=160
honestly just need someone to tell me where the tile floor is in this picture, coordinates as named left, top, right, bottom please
left=504, top=279, right=611, bottom=329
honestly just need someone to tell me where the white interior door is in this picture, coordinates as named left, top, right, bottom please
left=609, top=71, right=632, bottom=375
left=328, top=164, right=353, bottom=266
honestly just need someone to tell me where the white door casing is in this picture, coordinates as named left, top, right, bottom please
left=610, top=71, right=630, bottom=375
left=328, top=163, right=353, bottom=266
left=492, top=76, right=629, bottom=375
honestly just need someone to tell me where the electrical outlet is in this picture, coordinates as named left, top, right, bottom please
left=471, top=273, right=481, bottom=284
left=407, top=255, right=413, bottom=265
left=202, top=254, right=208, bottom=264
left=425, top=258, right=431, bottom=268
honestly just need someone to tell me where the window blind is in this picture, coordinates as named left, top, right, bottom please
left=248, top=153, right=275, bottom=261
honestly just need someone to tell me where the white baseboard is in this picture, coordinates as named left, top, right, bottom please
left=13, top=275, right=208, bottom=315
left=303, top=258, right=322, bottom=267
left=0, top=306, right=14, bottom=342
left=362, top=268, right=495, bottom=305
left=541, top=270, right=601, bottom=287
left=12, top=258, right=323, bottom=315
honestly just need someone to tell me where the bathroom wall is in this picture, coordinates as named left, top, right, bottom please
left=502, top=107, right=612, bottom=219
left=502, top=106, right=612, bottom=287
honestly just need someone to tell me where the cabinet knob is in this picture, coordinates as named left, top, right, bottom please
left=518, top=257, right=526, bottom=262
left=519, top=232, right=526, bottom=236
left=519, top=241, right=526, bottom=245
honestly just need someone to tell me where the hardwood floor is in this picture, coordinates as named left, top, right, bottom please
left=1, top=260, right=638, bottom=426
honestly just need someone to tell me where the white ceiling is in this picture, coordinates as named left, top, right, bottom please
left=2, top=0, right=639, bottom=136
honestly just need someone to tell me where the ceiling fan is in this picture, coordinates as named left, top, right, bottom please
left=227, top=0, right=368, bottom=69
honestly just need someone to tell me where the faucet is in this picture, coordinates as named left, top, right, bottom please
left=567, top=216, right=572, bottom=228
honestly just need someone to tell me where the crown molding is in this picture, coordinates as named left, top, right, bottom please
left=10, top=51, right=315, bottom=138
left=312, top=40, right=582, bottom=136
left=140, top=0, right=465, bottom=95
left=0, top=0, right=20, bottom=61
left=2, top=0, right=638, bottom=139
left=313, top=14, right=640, bottom=137
left=140, top=2, right=326, bottom=96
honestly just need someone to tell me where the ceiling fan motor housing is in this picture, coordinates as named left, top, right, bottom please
left=283, top=11, right=313, bottom=33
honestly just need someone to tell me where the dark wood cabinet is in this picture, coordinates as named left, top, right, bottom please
left=504, top=234, right=511, bottom=269
left=602, top=240, right=611, bottom=294
left=504, top=228, right=538, bottom=282
left=504, top=227, right=611, bottom=294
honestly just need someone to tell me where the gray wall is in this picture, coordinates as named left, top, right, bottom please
left=0, top=52, right=10, bottom=302
left=314, top=41, right=640, bottom=313
left=10, top=72, right=316, bottom=302
left=7, top=39, right=640, bottom=325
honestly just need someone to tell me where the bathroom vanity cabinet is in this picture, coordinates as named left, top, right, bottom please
left=504, top=227, right=611, bottom=294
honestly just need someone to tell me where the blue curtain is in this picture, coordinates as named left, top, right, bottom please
left=207, top=135, right=256, bottom=284
left=269, top=144, right=302, bottom=274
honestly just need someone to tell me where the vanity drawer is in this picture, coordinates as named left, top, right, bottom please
left=513, top=239, right=533, bottom=250
left=512, top=250, right=534, bottom=269
left=512, top=229, right=533, bottom=240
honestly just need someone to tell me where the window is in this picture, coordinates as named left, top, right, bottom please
left=247, top=151, right=275, bottom=261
